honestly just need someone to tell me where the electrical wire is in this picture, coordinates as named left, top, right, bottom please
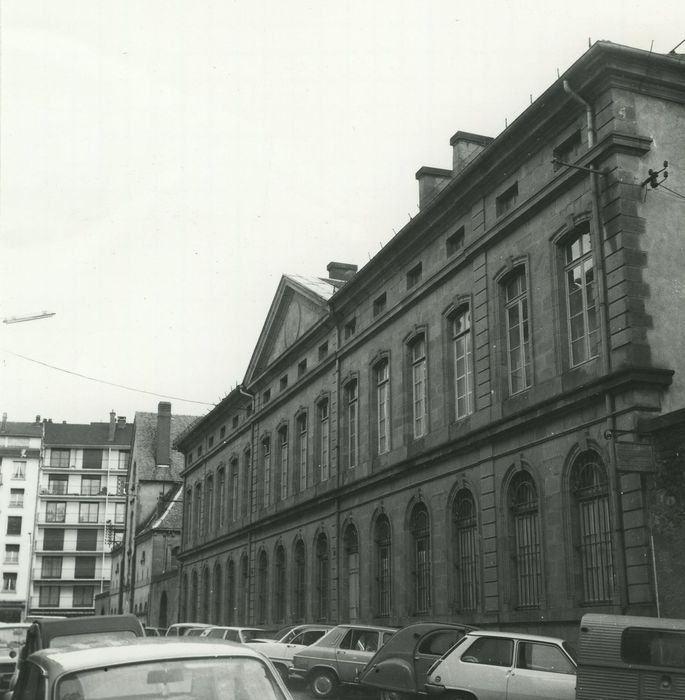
left=659, top=184, right=685, bottom=201
left=0, top=347, right=215, bottom=406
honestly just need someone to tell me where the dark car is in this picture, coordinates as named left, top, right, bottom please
left=359, top=622, right=474, bottom=700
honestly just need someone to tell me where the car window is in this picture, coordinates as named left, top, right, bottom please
left=14, top=661, right=46, bottom=700
left=517, top=642, right=575, bottom=675
left=340, top=629, right=377, bottom=652
left=418, top=630, right=465, bottom=656
left=225, top=630, right=240, bottom=642
left=301, top=631, right=326, bottom=645
left=462, top=637, right=514, bottom=667
left=382, top=632, right=395, bottom=646
left=207, top=628, right=227, bottom=639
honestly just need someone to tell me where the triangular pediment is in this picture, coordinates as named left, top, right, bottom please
left=245, top=275, right=338, bottom=382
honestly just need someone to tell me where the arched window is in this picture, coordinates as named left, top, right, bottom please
left=375, top=515, right=392, bottom=617
left=217, top=467, right=226, bottom=529
left=274, top=546, right=286, bottom=624
left=239, top=554, right=249, bottom=625
left=344, top=380, right=359, bottom=468
left=278, top=425, right=289, bottom=501
left=342, top=524, right=360, bottom=622
left=375, top=358, right=390, bottom=454
left=294, top=540, right=306, bottom=621
left=213, top=564, right=223, bottom=622
left=242, top=449, right=251, bottom=519
left=571, top=450, right=614, bottom=603
left=261, top=437, right=271, bottom=509
left=202, top=568, right=210, bottom=622
left=452, top=489, right=479, bottom=611
left=159, top=591, right=168, bottom=629
left=315, top=534, right=329, bottom=621
left=452, top=309, right=474, bottom=419
left=226, top=559, right=236, bottom=625
left=191, top=570, right=199, bottom=621
left=181, top=574, right=188, bottom=621
left=509, top=472, right=541, bottom=608
left=411, top=503, right=431, bottom=614
left=205, top=475, right=214, bottom=534
left=297, top=413, right=308, bottom=492
left=257, top=551, right=268, bottom=624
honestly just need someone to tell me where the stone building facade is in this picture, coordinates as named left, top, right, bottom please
left=175, top=42, right=685, bottom=639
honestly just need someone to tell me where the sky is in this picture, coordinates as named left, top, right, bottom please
left=1, top=0, right=684, bottom=425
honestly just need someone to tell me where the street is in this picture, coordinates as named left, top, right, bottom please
left=287, top=680, right=378, bottom=700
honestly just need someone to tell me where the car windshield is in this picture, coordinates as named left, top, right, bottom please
left=0, top=626, right=26, bottom=648
left=55, top=656, right=288, bottom=700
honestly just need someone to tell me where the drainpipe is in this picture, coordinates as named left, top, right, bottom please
left=563, top=80, right=628, bottom=610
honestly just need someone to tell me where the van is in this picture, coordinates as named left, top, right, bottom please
left=576, top=613, right=685, bottom=699
left=0, top=624, right=30, bottom=694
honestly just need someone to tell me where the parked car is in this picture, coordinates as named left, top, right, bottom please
left=201, top=626, right=266, bottom=643
left=164, top=621, right=214, bottom=636
left=0, top=623, right=30, bottom=695
left=425, top=629, right=577, bottom=700
left=291, top=623, right=398, bottom=698
left=9, top=637, right=293, bottom=700
left=359, top=622, right=474, bottom=700
left=246, top=624, right=334, bottom=681
left=144, top=626, right=165, bottom=637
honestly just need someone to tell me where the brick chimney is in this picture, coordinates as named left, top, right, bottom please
left=450, top=131, right=493, bottom=174
left=327, top=262, right=357, bottom=282
left=415, top=166, right=452, bottom=210
left=156, top=402, right=172, bottom=467
left=108, top=411, right=116, bottom=441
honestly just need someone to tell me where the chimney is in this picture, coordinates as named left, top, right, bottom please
left=117, top=416, right=127, bottom=429
left=450, top=131, right=494, bottom=175
left=156, top=402, right=172, bottom=467
left=1, top=413, right=6, bottom=432
left=415, top=166, right=452, bottom=210
left=327, top=262, right=358, bottom=282
left=35, top=415, right=41, bottom=424
left=108, top=411, right=116, bottom=442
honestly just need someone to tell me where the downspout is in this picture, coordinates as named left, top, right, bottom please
left=563, top=80, right=628, bottom=610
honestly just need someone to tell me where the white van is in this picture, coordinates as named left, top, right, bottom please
left=576, top=613, right=685, bottom=699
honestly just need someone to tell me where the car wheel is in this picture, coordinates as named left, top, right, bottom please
left=380, top=691, right=416, bottom=700
left=310, top=670, right=338, bottom=699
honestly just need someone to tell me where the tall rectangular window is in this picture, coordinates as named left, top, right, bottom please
left=48, top=476, right=68, bottom=495
left=46, top=502, right=66, bottom=523
left=4, top=545, right=19, bottom=564
left=297, top=414, right=308, bottom=492
left=411, top=337, right=427, bottom=438
left=565, top=228, right=599, bottom=366
left=376, top=360, right=390, bottom=454
left=194, top=484, right=202, bottom=538
left=3, top=573, right=17, bottom=591
left=9, top=489, right=24, bottom=507
left=206, top=475, right=214, bottom=529
left=453, top=309, right=474, bottom=419
left=279, top=427, right=289, bottom=501
left=6, top=517, right=22, bottom=535
left=114, top=502, right=125, bottom=523
left=41, top=556, right=62, bottom=578
left=78, top=503, right=99, bottom=524
left=81, top=476, right=101, bottom=496
left=262, top=439, right=271, bottom=508
left=117, top=451, right=130, bottom=470
left=50, top=449, right=70, bottom=468
left=505, top=270, right=532, bottom=394
left=346, top=381, right=359, bottom=469
left=231, top=462, right=239, bottom=521
left=217, top=468, right=226, bottom=527
left=242, top=450, right=251, bottom=519
left=73, top=585, right=95, bottom=607
left=12, top=461, right=26, bottom=479
left=39, top=585, right=60, bottom=606
left=319, top=400, right=330, bottom=482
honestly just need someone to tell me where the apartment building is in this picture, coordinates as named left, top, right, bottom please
left=0, top=415, right=42, bottom=622
left=175, top=42, right=685, bottom=637
left=28, top=413, right=132, bottom=617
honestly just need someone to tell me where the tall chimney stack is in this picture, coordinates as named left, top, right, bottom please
left=108, top=411, right=116, bottom=442
left=156, top=402, right=172, bottom=467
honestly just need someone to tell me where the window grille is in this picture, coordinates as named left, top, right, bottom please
left=294, top=541, right=306, bottom=621
left=376, top=516, right=392, bottom=616
left=316, top=535, right=329, bottom=620
left=274, top=547, right=286, bottom=623
left=510, top=473, right=541, bottom=608
left=344, top=526, right=360, bottom=622
left=411, top=505, right=431, bottom=614
left=453, top=489, right=479, bottom=611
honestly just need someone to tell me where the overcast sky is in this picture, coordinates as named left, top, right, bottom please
left=1, top=0, right=683, bottom=425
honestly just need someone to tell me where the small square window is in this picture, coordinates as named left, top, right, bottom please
left=220, top=426, right=226, bottom=439
left=263, top=388, right=271, bottom=404
left=553, top=130, right=582, bottom=171
left=232, top=415, right=239, bottom=428
left=446, top=227, right=465, bottom=256
left=298, top=359, right=307, bottom=377
left=407, top=262, right=422, bottom=290
left=280, top=375, right=288, bottom=391
left=208, top=436, right=214, bottom=448
left=496, top=182, right=518, bottom=217
left=319, top=341, right=329, bottom=360
left=373, top=292, right=387, bottom=317
left=344, top=318, right=357, bottom=339
left=197, top=445, right=203, bottom=456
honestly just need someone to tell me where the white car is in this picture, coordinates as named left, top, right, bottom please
left=246, top=624, right=334, bottom=681
left=425, top=630, right=577, bottom=700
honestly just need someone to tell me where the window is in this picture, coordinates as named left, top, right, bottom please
left=257, top=551, right=268, bottom=625
left=9, top=489, right=24, bottom=507
left=564, top=226, right=599, bottom=366
left=343, top=525, right=360, bottom=622
left=6, top=516, right=22, bottom=535
left=231, top=460, right=239, bottom=521
left=114, top=502, right=125, bottom=523
left=453, top=489, right=479, bottom=611
left=345, top=380, right=359, bottom=469
left=294, top=540, right=306, bottom=621
left=316, top=534, right=329, bottom=621
left=411, top=504, right=431, bottom=614
left=406, top=262, right=422, bottom=289
left=74, top=556, right=96, bottom=579
left=116, top=476, right=127, bottom=495
left=452, top=308, right=474, bottom=419
left=206, top=474, right=215, bottom=529
left=217, top=467, right=226, bottom=527
left=44, top=529, right=65, bottom=551
left=553, top=129, right=582, bottom=172
left=410, top=336, right=427, bottom=438
left=517, top=642, right=575, bottom=674
left=242, top=450, right=251, bottom=519
left=76, top=529, right=97, bottom=551
left=375, top=516, right=392, bottom=617
left=571, top=450, right=614, bottom=603
left=509, top=471, right=541, bottom=608
left=78, top=502, right=99, bottom=523
left=297, top=413, right=308, bottom=492
left=274, top=546, right=286, bottom=624
left=232, top=415, right=239, bottom=429
left=280, top=374, right=288, bottom=391
left=375, top=359, right=390, bottom=454
left=261, top=438, right=271, bottom=508
left=41, top=556, right=62, bottom=578
left=318, top=399, right=330, bottom=482
left=73, top=585, right=95, bottom=607
left=12, top=461, right=26, bottom=479
left=463, top=636, right=514, bottom=667
left=5, top=545, right=19, bottom=564
left=298, top=358, right=308, bottom=377
left=3, top=573, right=17, bottom=591
left=622, top=629, right=685, bottom=668
left=373, top=292, right=387, bottom=317
left=48, top=475, right=68, bottom=495
left=117, top=451, right=130, bottom=470
left=496, top=182, right=518, bottom=217
left=344, top=317, right=357, bottom=339
left=278, top=426, right=289, bottom=501
left=504, top=269, right=532, bottom=394
left=194, top=483, right=202, bottom=539
left=39, top=585, right=60, bottom=606
left=262, top=388, right=271, bottom=405
left=50, top=449, right=70, bottom=468
left=220, top=426, right=226, bottom=439
left=46, top=502, right=66, bottom=523
left=446, top=226, right=465, bottom=256
left=208, top=435, right=214, bottom=447
left=83, top=449, right=103, bottom=469
left=318, top=341, right=329, bottom=360
left=81, top=476, right=101, bottom=495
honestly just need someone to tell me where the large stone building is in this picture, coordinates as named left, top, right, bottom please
left=175, top=41, right=685, bottom=638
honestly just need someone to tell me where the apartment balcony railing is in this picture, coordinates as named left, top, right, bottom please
left=39, top=488, right=126, bottom=498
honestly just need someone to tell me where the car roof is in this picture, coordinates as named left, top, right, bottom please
left=468, top=630, right=568, bottom=644
left=28, top=614, right=143, bottom=643
left=205, top=626, right=263, bottom=631
left=333, top=624, right=398, bottom=632
left=27, top=638, right=266, bottom=674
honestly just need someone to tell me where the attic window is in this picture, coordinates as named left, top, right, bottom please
left=318, top=341, right=329, bottom=360
left=232, top=415, right=239, bottom=429
left=373, top=292, right=387, bottom=317
left=298, top=359, right=307, bottom=377
left=220, top=426, right=226, bottom=439
left=496, top=182, right=518, bottom=217
left=208, top=436, right=214, bottom=448
left=553, top=129, right=582, bottom=171
left=197, top=445, right=203, bottom=457
left=280, top=374, right=288, bottom=391
left=344, top=318, right=357, bottom=339
left=407, top=262, right=422, bottom=290
left=446, top=227, right=465, bottom=257
left=262, top=388, right=271, bottom=405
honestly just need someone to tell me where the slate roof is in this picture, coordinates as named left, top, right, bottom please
left=285, top=274, right=344, bottom=300
left=43, top=420, right=133, bottom=447
left=137, top=484, right=183, bottom=536
left=0, top=421, right=42, bottom=437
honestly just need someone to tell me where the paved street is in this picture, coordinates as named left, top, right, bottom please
left=287, top=680, right=378, bottom=700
